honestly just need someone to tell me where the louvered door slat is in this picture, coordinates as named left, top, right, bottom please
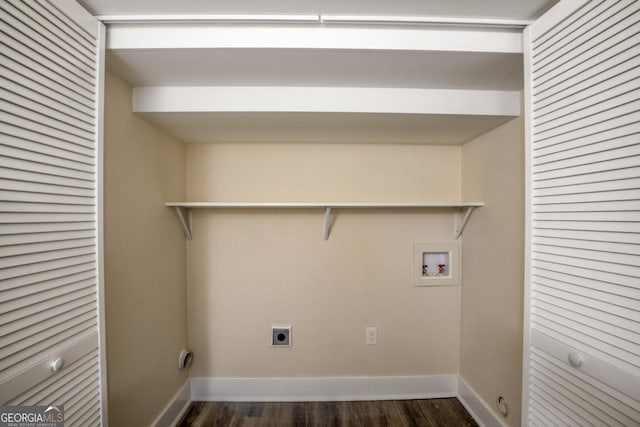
left=525, top=1, right=640, bottom=424
left=534, top=88, right=640, bottom=133
left=0, top=179, right=94, bottom=198
left=0, top=222, right=95, bottom=236
left=532, top=347, right=640, bottom=420
left=0, top=246, right=96, bottom=270
left=0, top=141, right=101, bottom=172
left=533, top=124, right=639, bottom=157
left=0, top=52, right=94, bottom=111
left=534, top=155, right=639, bottom=180
left=532, top=290, right=639, bottom=333
left=534, top=19, right=640, bottom=93
left=535, top=133, right=638, bottom=166
left=532, top=300, right=639, bottom=350
left=0, top=167, right=94, bottom=191
left=534, top=35, right=640, bottom=101
left=534, top=165, right=640, bottom=189
left=2, top=66, right=95, bottom=119
left=533, top=237, right=640, bottom=257
left=5, top=0, right=94, bottom=65
left=535, top=244, right=640, bottom=267
left=535, top=187, right=640, bottom=203
left=0, top=272, right=96, bottom=303
left=0, top=212, right=95, bottom=223
left=535, top=73, right=639, bottom=125
left=533, top=269, right=640, bottom=301
left=0, top=8, right=94, bottom=85
left=535, top=212, right=640, bottom=223
left=0, top=113, right=95, bottom=150
left=1, top=88, right=94, bottom=135
left=5, top=347, right=99, bottom=406
left=535, top=139, right=640, bottom=172
left=67, top=385, right=100, bottom=425
left=534, top=1, right=639, bottom=73
left=533, top=1, right=628, bottom=66
left=530, top=382, right=593, bottom=426
left=535, top=50, right=640, bottom=111
left=1, top=283, right=96, bottom=325
left=0, top=155, right=96, bottom=181
left=534, top=220, right=639, bottom=234
left=1, top=123, right=95, bottom=156
left=0, top=0, right=103, bottom=423
left=1, top=87, right=94, bottom=133
left=0, top=264, right=95, bottom=298
left=1, top=297, right=96, bottom=345
left=1, top=135, right=95, bottom=166
left=0, top=25, right=94, bottom=97
left=532, top=274, right=640, bottom=310
left=1, top=311, right=97, bottom=363
left=534, top=251, right=639, bottom=278
left=0, top=290, right=95, bottom=338
left=0, top=322, right=96, bottom=382
left=532, top=366, right=625, bottom=426
left=530, top=409, right=563, bottom=427
left=27, top=1, right=93, bottom=48
left=0, top=238, right=96, bottom=258
left=534, top=175, right=640, bottom=195
left=534, top=259, right=637, bottom=288
left=1, top=101, right=94, bottom=142
left=0, top=254, right=96, bottom=283
left=0, top=229, right=95, bottom=246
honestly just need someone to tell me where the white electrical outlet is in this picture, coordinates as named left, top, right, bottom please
left=366, top=327, right=378, bottom=345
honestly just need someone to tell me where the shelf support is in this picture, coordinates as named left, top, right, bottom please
left=453, top=206, right=476, bottom=240
left=167, top=202, right=483, bottom=240
left=173, top=206, right=193, bottom=240
left=322, top=206, right=332, bottom=240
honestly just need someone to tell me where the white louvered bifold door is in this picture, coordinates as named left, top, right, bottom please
left=524, top=0, right=640, bottom=426
left=0, top=0, right=105, bottom=425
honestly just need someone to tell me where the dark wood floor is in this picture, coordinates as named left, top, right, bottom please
left=177, top=398, right=479, bottom=426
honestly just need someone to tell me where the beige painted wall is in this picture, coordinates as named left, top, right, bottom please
left=104, top=70, right=188, bottom=427
left=186, top=142, right=463, bottom=377
left=187, top=143, right=462, bottom=202
left=461, top=114, right=524, bottom=426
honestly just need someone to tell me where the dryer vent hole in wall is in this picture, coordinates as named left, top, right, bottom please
left=496, top=396, right=509, bottom=417
left=178, top=350, right=193, bottom=370
left=271, top=325, right=291, bottom=347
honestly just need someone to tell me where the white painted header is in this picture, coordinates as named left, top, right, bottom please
left=133, top=86, right=520, bottom=117
left=108, top=24, right=522, bottom=53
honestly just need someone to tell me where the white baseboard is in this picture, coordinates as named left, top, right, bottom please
left=457, top=377, right=508, bottom=427
left=152, top=380, right=191, bottom=427
left=154, top=374, right=505, bottom=427
left=190, top=375, right=458, bottom=402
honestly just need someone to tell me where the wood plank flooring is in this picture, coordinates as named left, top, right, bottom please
left=177, top=398, right=479, bottom=426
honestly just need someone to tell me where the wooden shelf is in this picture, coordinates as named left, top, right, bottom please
left=166, top=201, right=484, bottom=240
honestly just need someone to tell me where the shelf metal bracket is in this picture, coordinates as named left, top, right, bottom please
left=453, top=206, right=476, bottom=240
left=322, top=206, right=332, bottom=240
left=173, top=206, right=193, bottom=240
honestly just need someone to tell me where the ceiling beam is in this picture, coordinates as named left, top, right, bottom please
left=108, top=24, right=522, bottom=53
left=98, top=14, right=531, bottom=28
left=132, top=87, right=520, bottom=117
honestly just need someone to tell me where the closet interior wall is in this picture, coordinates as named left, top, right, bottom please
left=461, top=109, right=525, bottom=426
left=186, top=142, right=464, bottom=378
left=103, top=70, right=188, bottom=427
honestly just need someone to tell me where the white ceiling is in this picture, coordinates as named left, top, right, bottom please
left=136, top=112, right=516, bottom=145
left=79, top=0, right=557, bottom=21
left=107, top=49, right=524, bottom=90
left=89, top=1, right=557, bottom=144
